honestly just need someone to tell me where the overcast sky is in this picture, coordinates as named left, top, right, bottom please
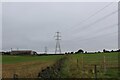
left=2, top=2, right=118, bottom=53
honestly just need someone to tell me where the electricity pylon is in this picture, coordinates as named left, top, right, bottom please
left=54, top=32, right=61, bottom=54
left=44, top=46, right=47, bottom=54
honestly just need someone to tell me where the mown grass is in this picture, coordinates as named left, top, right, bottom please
left=0, top=55, right=2, bottom=64
left=2, top=55, right=64, bottom=78
left=2, top=55, right=63, bottom=64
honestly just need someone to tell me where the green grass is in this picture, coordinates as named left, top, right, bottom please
left=3, top=55, right=64, bottom=78
left=2, top=55, right=64, bottom=64
left=2, top=52, right=119, bottom=78
left=60, top=52, right=119, bottom=78
left=105, top=68, right=119, bottom=78
left=0, top=55, right=2, bottom=64
left=73, top=52, right=118, bottom=61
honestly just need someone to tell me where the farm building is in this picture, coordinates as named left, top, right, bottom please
left=10, top=50, right=37, bottom=55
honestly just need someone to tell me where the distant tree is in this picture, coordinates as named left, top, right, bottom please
left=103, top=49, right=106, bottom=53
left=103, top=49, right=110, bottom=53
left=71, top=52, right=74, bottom=54
left=77, top=49, right=84, bottom=53
left=68, top=52, right=70, bottom=54
left=65, top=52, right=67, bottom=54
left=111, top=50, right=114, bottom=52
left=98, top=51, right=101, bottom=53
left=117, top=49, right=120, bottom=52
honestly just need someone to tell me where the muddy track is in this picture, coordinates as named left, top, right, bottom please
left=38, top=56, right=67, bottom=78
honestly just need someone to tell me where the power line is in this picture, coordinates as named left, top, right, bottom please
left=74, top=31, right=117, bottom=42
left=68, top=8, right=119, bottom=38
left=64, top=30, right=117, bottom=45
left=92, top=23, right=118, bottom=33
left=73, top=23, right=118, bottom=39
left=78, top=9, right=118, bottom=30
left=63, top=3, right=118, bottom=39
left=64, top=21, right=118, bottom=42
left=54, top=32, right=61, bottom=54
left=75, top=2, right=113, bottom=26
left=63, top=31, right=117, bottom=52
left=63, top=2, right=113, bottom=32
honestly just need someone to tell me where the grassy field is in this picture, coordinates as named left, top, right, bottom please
left=2, top=52, right=119, bottom=78
left=60, top=52, right=119, bottom=78
left=2, top=55, right=64, bottom=64
left=0, top=55, right=1, bottom=78
left=2, top=55, right=64, bottom=78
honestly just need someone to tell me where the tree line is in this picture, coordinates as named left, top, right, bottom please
left=65, top=49, right=120, bottom=54
left=1, top=49, right=120, bottom=55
